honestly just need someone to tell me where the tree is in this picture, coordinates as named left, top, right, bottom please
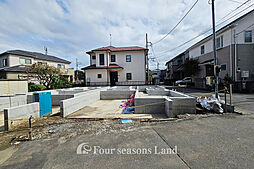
left=183, top=58, right=200, bottom=77
left=27, top=63, right=61, bottom=89
left=51, top=76, right=73, bottom=89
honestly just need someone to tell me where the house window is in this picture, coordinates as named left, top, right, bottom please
left=126, top=55, right=131, bottom=62
left=201, top=45, right=205, bottom=55
left=99, top=54, right=104, bottom=65
left=126, top=73, right=132, bottom=80
left=221, top=64, right=227, bottom=71
left=57, top=64, right=65, bottom=69
left=98, top=74, right=102, bottom=78
left=245, top=31, right=252, bottom=43
left=216, top=36, right=223, bottom=49
left=19, top=58, right=31, bottom=64
left=92, top=55, right=96, bottom=60
left=38, top=62, right=47, bottom=65
left=2, top=58, right=7, bottom=67
left=111, top=55, right=116, bottom=62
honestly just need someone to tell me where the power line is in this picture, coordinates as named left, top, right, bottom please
left=217, top=0, right=250, bottom=23
left=153, top=0, right=199, bottom=45
left=228, top=0, right=246, bottom=4
left=154, top=3, right=254, bottom=59
left=156, top=0, right=253, bottom=57
left=235, top=22, right=254, bottom=35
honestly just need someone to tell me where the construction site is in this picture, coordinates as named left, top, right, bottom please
left=0, top=85, right=200, bottom=131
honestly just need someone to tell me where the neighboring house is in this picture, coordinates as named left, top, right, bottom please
left=165, top=51, right=188, bottom=85
left=0, top=50, right=74, bottom=82
left=75, top=70, right=85, bottom=85
left=151, top=69, right=166, bottom=85
left=166, top=9, right=254, bottom=91
left=189, top=9, right=254, bottom=91
left=82, top=46, right=148, bottom=86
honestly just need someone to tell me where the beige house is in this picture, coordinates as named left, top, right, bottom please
left=82, top=46, right=147, bottom=86
left=166, top=9, right=254, bottom=91
left=189, top=9, right=254, bottom=84
left=0, top=50, right=74, bottom=82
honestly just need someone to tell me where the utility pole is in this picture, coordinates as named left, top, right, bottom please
left=110, top=34, right=112, bottom=46
left=146, top=33, right=149, bottom=84
left=44, top=46, right=48, bottom=55
left=76, top=58, right=78, bottom=70
left=211, top=0, right=219, bottom=99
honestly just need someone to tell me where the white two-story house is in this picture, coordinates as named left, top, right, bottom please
left=0, top=50, right=74, bottom=82
left=82, top=46, right=147, bottom=86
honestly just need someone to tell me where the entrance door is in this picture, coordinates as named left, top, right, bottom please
left=110, top=71, right=118, bottom=86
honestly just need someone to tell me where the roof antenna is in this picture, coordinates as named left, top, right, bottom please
left=110, top=34, right=112, bottom=46
left=44, top=46, right=48, bottom=55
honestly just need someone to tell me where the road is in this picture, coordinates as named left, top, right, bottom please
left=0, top=90, right=254, bottom=169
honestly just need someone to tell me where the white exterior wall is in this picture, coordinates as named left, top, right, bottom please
left=189, top=11, right=254, bottom=58
left=85, top=69, right=108, bottom=83
left=86, top=50, right=146, bottom=83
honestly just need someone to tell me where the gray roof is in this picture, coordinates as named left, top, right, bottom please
left=0, top=50, right=71, bottom=64
left=0, top=65, right=30, bottom=72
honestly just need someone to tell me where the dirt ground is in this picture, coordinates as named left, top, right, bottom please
left=0, top=111, right=221, bottom=153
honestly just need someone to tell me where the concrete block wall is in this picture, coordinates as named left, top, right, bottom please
left=4, top=102, right=40, bottom=131
left=60, top=89, right=101, bottom=117
left=100, top=90, right=135, bottom=100
left=0, top=94, right=27, bottom=111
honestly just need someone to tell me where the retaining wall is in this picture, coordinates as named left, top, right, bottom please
left=60, top=89, right=101, bottom=117
left=4, top=102, right=40, bottom=130
left=0, top=80, right=28, bottom=95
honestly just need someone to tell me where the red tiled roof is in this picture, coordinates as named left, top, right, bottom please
left=82, top=64, right=123, bottom=70
left=87, top=46, right=146, bottom=53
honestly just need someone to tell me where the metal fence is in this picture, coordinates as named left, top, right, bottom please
left=86, top=81, right=146, bottom=86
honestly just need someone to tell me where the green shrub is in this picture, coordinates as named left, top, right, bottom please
left=51, top=76, right=73, bottom=89
left=28, top=83, right=46, bottom=92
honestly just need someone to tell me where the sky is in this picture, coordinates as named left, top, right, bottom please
left=0, top=0, right=253, bottom=70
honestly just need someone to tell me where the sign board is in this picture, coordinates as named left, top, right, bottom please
left=241, top=71, right=249, bottom=78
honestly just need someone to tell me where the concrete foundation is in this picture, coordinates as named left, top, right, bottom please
left=4, top=102, right=40, bottom=131
left=60, top=89, right=101, bottom=117
left=0, top=94, right=27, bottom=111
left=135, top=87, right=196, bottom=117
left=100, top=88, right=136, bottom=100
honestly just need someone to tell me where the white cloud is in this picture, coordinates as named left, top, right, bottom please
left=0, top=0, right=253, bottom=69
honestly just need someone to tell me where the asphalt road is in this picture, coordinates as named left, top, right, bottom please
left=1, top=90, right=254, bottom=169
left=1, top=113, right=254, bottom=169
